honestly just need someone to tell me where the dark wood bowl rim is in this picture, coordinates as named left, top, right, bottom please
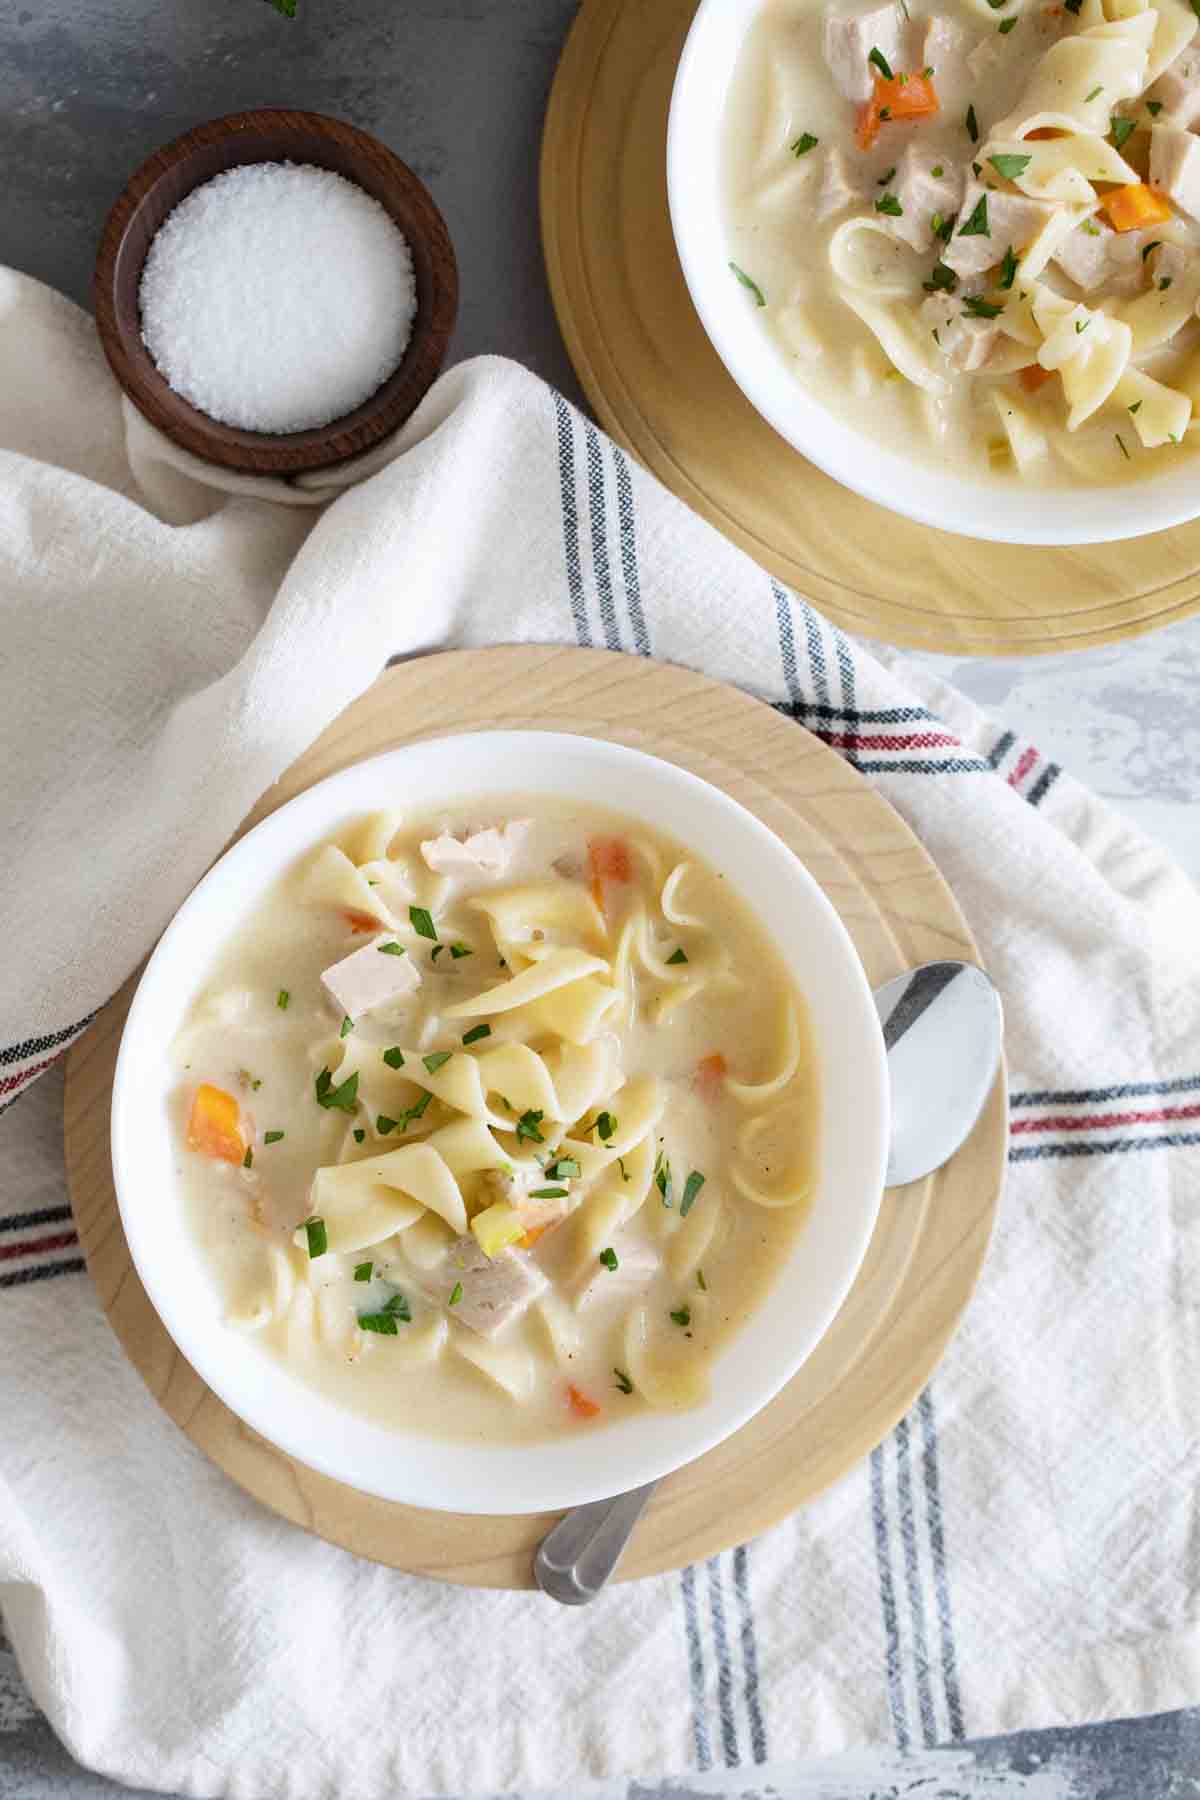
left=94, top=108, right=459, bottom=477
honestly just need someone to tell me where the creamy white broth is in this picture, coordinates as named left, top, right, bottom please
left=722, top=0, right=1200, bottom=486
left=171, top=801, right=819, bottom=1445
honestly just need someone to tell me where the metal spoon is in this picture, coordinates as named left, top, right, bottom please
left=534, top=959, right=1003, bottom=1605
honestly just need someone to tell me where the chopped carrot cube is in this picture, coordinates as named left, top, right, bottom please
left=1101, top=183, right=1172, bottom=233
left=856, top=72, right=938, bottom=151
left=588, top=836, right=633, bottom=911
left=695, top=1051, right=728, bottom=1101
left=187, top=1084, right=245, bottom=1165
left=343, top=908, right=382, bottom=933
left=1019, top=363, right=1054, bottom=393
left=521, top=1224, right=552, bottom=1249
left=1026, top=126, right=1063, bottom=140
left=567, top=1384, right=601, bottom=1419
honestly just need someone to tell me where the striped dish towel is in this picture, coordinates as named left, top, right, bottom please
left=2, top=267, right=1198, bottom=1798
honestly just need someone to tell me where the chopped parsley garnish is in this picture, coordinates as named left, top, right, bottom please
left=931, top=164, right=944, bottom=177
left=791, top=132, right=819, bottom=157
left=383, top=1046, right=405, bottom=1069
left=729, top=262, right=767, bottom=306
left=276, top=989, right=290, bottom=1010
left=876, top=192, right=903, bottom=216
left=599, top=1247, right=619, bottom=1271
left=516, top=1108, right=546, bottom=1145
left=1142, top=239, right=1163, bottom=261
left=315, top=1067, right=359, bottom=1113
left=595, top=1112, right=616, bottom=1142
left=989, top=153, right=1030, bottom=180
left=670, top=1305, right=692, bottom=1328
left=972, top=160, right=982, bottom=177
left=1128, top=400, right=1143, bottom=414
left=1147, top=99, right=1163, bottom=116
left=965, top=103, right=979, bottom=143
left=237, top=1069, right=262, bottom=1092
left=353, top=1128, right=366, bottom=1144
left=242, top=1146, right=253, bottom=1169
left=448, top=1282, right=463, bottom=1307
left=376, top=940, right=406, bottom=957
left=450, top=942, right=473, bottom=959
left=340, top=1016, right=354, bottom=1038
left=354, top=1261, right=373, bottom=1282
left=303, top=1217, right=327, bottom=1259
left=613, top=1368, right=634, bottom=1395
left=357, top=1311, right=398, bottom=1335
left=964, top=295, right=1003, bottom=318
left=544, top=1157, right=581, bottom=1180
left=1111, top=115, right=1135, bottom=150
left=400, top=1091, right=433, bottom=1133
left=998, top=17, right=1016, bottom=30
left=423, top=1050, right=453, bottom=1074
left=409, top=905, right=438, bottom=941
left=923, top=261, right=957, bottom=293
left=1085, top=85, right=1102, bottom=103
left=958, top=193, right=990, bottom=237
left=1160, top=276, right=1173, bottom=290
left=999, top=245, right=1018, bottom=289
left=680, top=1171, right=706, bottom=1216
left=923, top=63, right=934, bottom=75
left=931, top=211, right=953, bottom=242
left=879, top=106, right=892, bottom=120
left=1082, top=220, right=1100, bottom=235
left=431, top=945, right=445, bottom=962
left=264, top=1130, right=285, bottom=1145
left=529, top=1186, right=569, bottom=1199
left=878, top=165, right=897, bottom=185
left=383, top=1291, right=411, bottom=1321
left=1115, top=432, right=1131, bottom=460
left=1065, top=0, right=1082, bottom=12
left=377, top=1114, right=399, bottom=1135
left=655, top=1149, right=673, bottom=1206
left=462, top=1023, right=491, bottom=1046
left=617, top=1155, right=631, bottom=1182
left=697, top=1268, right=708, bottom=1292
left=868, top=44, right=894, bottom=78
left=666, top=946, right=689, bottom=966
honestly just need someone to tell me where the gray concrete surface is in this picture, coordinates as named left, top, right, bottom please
left=0, top=1, right=1197, bottom=1796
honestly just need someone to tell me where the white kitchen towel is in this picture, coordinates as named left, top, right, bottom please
left=1, top=264, right=1198, bottom=1800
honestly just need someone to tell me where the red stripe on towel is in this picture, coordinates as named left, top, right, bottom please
left=0, top=1228, right=79, bottom=1263
left=1011, top=1102, right=1200, bottom=1134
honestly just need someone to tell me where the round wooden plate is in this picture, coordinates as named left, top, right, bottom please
left=540, top=0, right=1200, bottom=656
left=64, top=647, right=1005, bottom=1587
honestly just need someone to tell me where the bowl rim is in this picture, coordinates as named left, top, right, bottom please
left=93, top=106, right=459, bottom=476
left=110, top=729, right=891, bottom=1514
left=667, top=0, right=1200, bottom=547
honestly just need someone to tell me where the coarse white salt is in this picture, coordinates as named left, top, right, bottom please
left=139, top=161, right=417, bottom=434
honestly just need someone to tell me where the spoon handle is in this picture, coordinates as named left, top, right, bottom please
left=534, top=1480, right=659, bottom=1604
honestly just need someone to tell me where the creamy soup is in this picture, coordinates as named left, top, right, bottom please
left=722, top=0, right=1200, bottom=484
left=171, top=803, right=819, bottom=1444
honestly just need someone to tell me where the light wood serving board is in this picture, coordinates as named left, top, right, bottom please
left=64, top=647, right=1006, bottom=1588
left=540, top=0, right=1200, bottom=656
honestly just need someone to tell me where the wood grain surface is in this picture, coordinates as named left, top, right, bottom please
left=539, top=0, right=1200, bottom=656
left=93, top=108, right=459, bottom=475
left=63, top=647, right=1006, bottom=1588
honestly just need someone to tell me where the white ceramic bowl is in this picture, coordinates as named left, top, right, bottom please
left=668, top=0, right=1200, bottom=545
left=112, top=731, right=889, bottom=1515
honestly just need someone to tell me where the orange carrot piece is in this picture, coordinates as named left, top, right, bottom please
left=567, top=1384, right=601, bottom=1420
left=187, top=1084, right=245, bottom=1165
left=1026, top=127, right=1063, bottom=139
left=695, top=1051, right=728, bottom=1101
left=344, top=908, right=382, bottom=933
left=588, top=836, right=633, bottom=911
left=856, top=72, right=938, bottom=151
left=1101, top=183, right=1172, bottom=233
left=521, top=1224, right=552, bottom=1250
left=1019, top=363, right=1054, bottom=393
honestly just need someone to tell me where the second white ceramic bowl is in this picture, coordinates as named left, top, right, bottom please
left=668, top=0, right=1200, bottom=545
left=112, top=731, right=889, bottom=1514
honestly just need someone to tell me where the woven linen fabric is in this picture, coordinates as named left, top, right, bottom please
left=1, top=266, right=1198, bottom=1800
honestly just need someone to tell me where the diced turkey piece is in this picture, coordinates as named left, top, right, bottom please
left=920, top=295, right=1002, bottom=371
left=1149, top=126, right=1200, bottom=224
left=419, top=819, right=531, bottom=877
left=889, top=146, right=965, bottom=252
left=966, top=37, right=1002, bottom=82
left=923, top=14, right=969, bottom=102
left=942, top=183, right=1057, bottom=277
left=321, top=933, right=421, bottom=1021
left=1052, top=223, right=1153, bottom=296
left=429, top=1235, right=547, bottom=1337
left=823, top=2, right=919, bottom=103
left=1148, top=48, right=1200, bottom=129
left=819, top=147, right=868, bottom=221
left=574, top=1235, right=661, bottom=1312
